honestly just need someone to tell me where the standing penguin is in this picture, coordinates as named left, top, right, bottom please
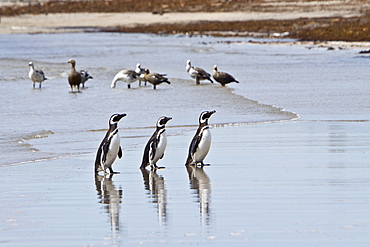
left=185, top=110, right=216, bottom=166
left=140, top=116, right=172, bottom=170
left=95, top=113, right=127, bottom=174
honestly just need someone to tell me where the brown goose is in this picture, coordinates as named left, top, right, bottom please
left=68, top=59, right=82, bottom=92
left=186, top=60, right=213, bottom=84
left=212, top=65, right=239, bottom=87
left=143, top=69, right=171, bottom=90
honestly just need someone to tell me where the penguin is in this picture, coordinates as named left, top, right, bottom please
left=95, top=113, right=127, bottom=174
left=185, top=110, right=216, bottom=166
left=28, top=62, right=47, bottom=88
left=140, top=116, right=172, bottom=170
left=68, top=59, right=82, bottom=92
left=186, top=60, right=213, bottom=84
left=212, top=65, right=239, bottom=87
left=79, top=70, right=93, bottom=88
left=143, top=69, right=171, bottom=90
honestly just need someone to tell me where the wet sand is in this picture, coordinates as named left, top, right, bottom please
left=2, top=120, right=369, bottom=246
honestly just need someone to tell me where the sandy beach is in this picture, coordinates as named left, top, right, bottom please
left=0, top=2, right=370, bottom=245
left=0, top=9, right=365, bottom=35
left=2, top=0, right=370, bottom=40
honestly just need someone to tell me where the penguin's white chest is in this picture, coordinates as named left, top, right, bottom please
left=194, top=128, right=211, bottom=162
left=152, top=131, right=167, bottom=163
left=105, top=133, right=120, bottom=167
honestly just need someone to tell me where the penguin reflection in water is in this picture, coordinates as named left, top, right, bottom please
left=185, top=110, right=216, bottom=166
left=140, top=116, right=172, bottom=170
left=95, top=173, right=123, bottom=231
left=95, top=113, right=127, bottom=174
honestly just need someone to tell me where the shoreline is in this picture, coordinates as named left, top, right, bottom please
left=0, top=5, right=370, bottom=41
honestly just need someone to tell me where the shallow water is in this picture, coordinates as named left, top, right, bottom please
left=0, top=33, right=369, bottom=246
left=0, top=33, right=297, bottom=166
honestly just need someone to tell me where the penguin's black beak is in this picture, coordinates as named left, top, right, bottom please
left=208, top=110, right=216, bottom=117
left=161, top=116, right=172, bottom=125
left=118, top=113, right=127, bottom=119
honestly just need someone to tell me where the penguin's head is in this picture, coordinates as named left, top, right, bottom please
left=29, top=62, right=34, bottom=67
left=199, top=110, right=216, bottom=124
left=213, top=65, right=218, bottom=72
left=186, top=60, right=191, bottom=66
left=109, top=113, right=127, bottom=125
left=157, top=116, right=172, bottom=128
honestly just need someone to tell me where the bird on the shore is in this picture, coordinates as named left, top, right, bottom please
left=67, top=59, right=83, bottom=92
left=111, top=69, right=139, bottom=89
left=212, top=65, right=239, bottom=86
left=186, top=60, right=213, bottom=84
left=135, top=63, right=147, bottom=86
left=79, top=70, right=93, bottom=88
left=143, top=68, right=171, bottom=90
left=185, top=110, right=216, bottom=166
left=95, top=113, right=127, bottom=174
left=140, top=116, right=172, bottom=170
left=28, top=62, right=47, bottom=88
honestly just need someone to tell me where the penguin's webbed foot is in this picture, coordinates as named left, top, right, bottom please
left=150, top=164, right=165, bottom=170
left=108, top=167, right=120, bottom=174
left=198, top=162, right=210, bottom=167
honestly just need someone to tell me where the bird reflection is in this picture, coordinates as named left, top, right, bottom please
left=186, top=165, right=211, bottom=225
left=140, top=168, right=167, bottom=225
left=95, top=174, right=123, bottom=232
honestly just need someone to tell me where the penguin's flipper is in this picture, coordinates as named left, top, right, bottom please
left=149, top=139, right=158, bottom=161
left=118, top=146, right=123, bottom=159
left=102, top=143, right=109, bottom=164
left=191, top=132, right=203, bottom=155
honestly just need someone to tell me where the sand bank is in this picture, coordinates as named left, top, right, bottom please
left=0, top=9, right=363, bottom=34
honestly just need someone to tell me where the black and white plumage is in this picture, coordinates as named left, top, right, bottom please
left=140, top=116, right=172, bottom=170
left=111, top=69, right=139, bottom=89
left=28, top=62, right=47, bottom=88
left=95, top=113, right=127, bottom=174
left=186, top=60, right=213, bottom=84
left=185, top=110, right=216, bottom=166
left=79, top=70, right=93, bottom=88
left=135, top=63, right=147, bottom=86
left=212, top=65, right=239, bottom=87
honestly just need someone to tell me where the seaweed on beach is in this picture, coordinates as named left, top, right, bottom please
left=2, top=0, right=370, bottom=41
